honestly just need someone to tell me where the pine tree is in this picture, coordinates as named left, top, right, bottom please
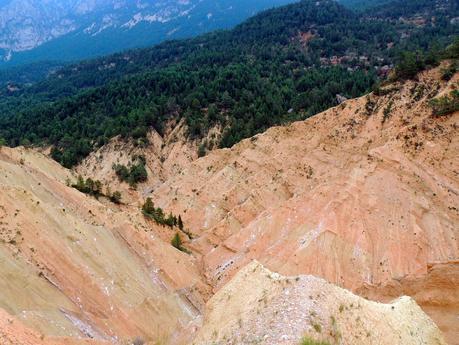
left=178, top=215, right=184, bottom=231
left=171, top=233, right=183, bottom=251
left=142, top=197, right=155, bottom=214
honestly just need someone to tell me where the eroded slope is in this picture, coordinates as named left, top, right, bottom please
left=145, top=66, right=458, bottom=342
left=193, top=261, right=446, bottom=345
left=0, top=65, right=457, bottom=345
left=0, top=146, right=207, bottom=344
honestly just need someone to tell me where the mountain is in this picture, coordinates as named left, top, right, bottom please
left=80, top=62, right=459, bottom=343
left=0, top=0, right=458, bottom=344
left=0, top=64, right=456, bottom=345
left=0, top=0, right=297, bottom=66
left=0, top=0, right=457, bottom=169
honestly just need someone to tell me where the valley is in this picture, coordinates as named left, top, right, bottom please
left=0, top=63, right=457, bottom=344
left=0, top=0, right=457, bottom=344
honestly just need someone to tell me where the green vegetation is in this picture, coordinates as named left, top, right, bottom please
left=109, top=191, right=122, bottom=204
left=394, top=51, right=432, bottom=80
left=171, top=233, right=186, bottom=252
left=312, top=323, right=322, bottom=333
left=177, top=215, right=184, bottom=232
left=0, top=61, right=65, bottom=86
left=113, top=155, right=148, bottom=187
left=142, top=197, right=181, bottom=228
left=394, top=38, right=459, bottom=81
left=142, top=198, right=192, bottom=245
left=382, top=99, right=394, bottom=123
left=430, top=90, right=459, bottom=116
left=300, top=336, right=331, bottom=345
left=72, top=175, right=103, bottom=197
left=339, top=0, right=390, bottom=11
left=0, top=0, right=457, bottom=167
left=198, top=143, right=207, bottom=158
left=71, top=175, right=122, bottom=203
left=441, top=61, right=458, bottom=81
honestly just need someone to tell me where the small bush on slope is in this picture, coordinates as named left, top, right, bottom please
left=71, top=175, right=123, bottom=204
left=430, top=90, right=459, bottom=116
left=300, top=336, right=331, bottom=345
left=113, top=155, right=148, bottom=187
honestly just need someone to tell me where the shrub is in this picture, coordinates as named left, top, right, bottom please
left=129, top=163, right=148, bottom=185
left=142, top=197, right=155, bottom=214
left=300, top=337, right=331, bottom=345
left=72, top=175, right=103, bottom=198
left=71, top=175, right=122, bottom=204
left=170, top=232, right=190, bottom=253
left=382, top=99, right=394, bottom=123
left=440, top=61, right=457, bottom=81
left=198, top=143, right=207, bottom=157
left=110, top=191, right=122, bottom=204
left=113, top=164, right=129, bottom=181
left=113, top=158, right=148, bottom=187
left=430, top=90, right=459, bottom=116
left=312, top=323, right=322, bottom=333
left=178, top=215, right=184, bottom=231
left=142, top=198, right=170, bottom=227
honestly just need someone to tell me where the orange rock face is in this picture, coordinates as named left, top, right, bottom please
left=358, top=261, right=459, bottom=345
left=147, top=67, right=458, bottom=342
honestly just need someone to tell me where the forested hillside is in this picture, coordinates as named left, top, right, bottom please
left=338, top=0, right=389, bottom=10
left=0, top=0, right=457, bottom=167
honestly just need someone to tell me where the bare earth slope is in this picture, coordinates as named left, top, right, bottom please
left=0, top=146, right=208, bottom=344
left=193, top=261, right=446, bottom=345
left=145, top=66, right=458, bottom=343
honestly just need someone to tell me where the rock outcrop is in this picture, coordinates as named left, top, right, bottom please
left=193, top=261, right=446, bottom=345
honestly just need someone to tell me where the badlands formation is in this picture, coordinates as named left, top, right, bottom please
left=192, top=261, right=446, bottom=345
left=0, top=66, right=457, bottom=344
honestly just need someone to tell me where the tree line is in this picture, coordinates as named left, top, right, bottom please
left=0, top=0, right=457, bottom=167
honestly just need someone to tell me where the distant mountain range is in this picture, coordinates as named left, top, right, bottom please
left=0, top=0, right=297, bottom=67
